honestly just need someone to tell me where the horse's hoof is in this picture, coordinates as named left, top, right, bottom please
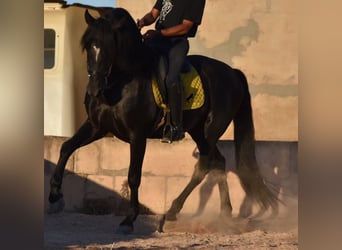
left=158, top=215, right=166, bottom=232
left=219, top=209, right=232, bottom=220
left=116, top=225, right=134, bottom=234
left=165, top=212, right=177, bottom=221
left=47, top=198, right=65, bottom=214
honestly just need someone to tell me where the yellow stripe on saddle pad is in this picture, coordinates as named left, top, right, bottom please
left=152, top=66, right=204, bottom=110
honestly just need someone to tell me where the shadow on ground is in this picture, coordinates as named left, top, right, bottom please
left=45, top=159, right=160, bottom=248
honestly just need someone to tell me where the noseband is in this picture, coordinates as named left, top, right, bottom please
left=87, top=63, right=113, bottom=96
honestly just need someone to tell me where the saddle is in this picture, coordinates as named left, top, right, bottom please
left=152, top=56, right=204, bottom=111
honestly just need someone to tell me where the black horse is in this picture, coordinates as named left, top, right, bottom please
left=48, top=8, right=277, bottom=233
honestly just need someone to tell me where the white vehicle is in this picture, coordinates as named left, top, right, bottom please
left=44, top=2, right=91, bottom=136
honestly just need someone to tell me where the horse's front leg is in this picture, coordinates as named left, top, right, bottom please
left=117, top=136, right=146, bottom=234
left=48, top=121, right=104, bottom=213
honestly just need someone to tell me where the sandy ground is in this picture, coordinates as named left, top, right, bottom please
left=44, top=211, right=298, bottom=249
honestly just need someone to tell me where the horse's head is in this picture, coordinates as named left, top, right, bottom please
left=81, top=8, right=144, bottom=96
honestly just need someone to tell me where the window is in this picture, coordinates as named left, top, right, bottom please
left=44, top=29, right=56, bottom=69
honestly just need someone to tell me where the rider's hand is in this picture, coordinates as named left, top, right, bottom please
left=137, top=19, right=144, bottom=30
left=142, top=29, right=161, bottom=41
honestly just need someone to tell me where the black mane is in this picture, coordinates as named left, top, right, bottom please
left=81, top=8, right=154, bottom=77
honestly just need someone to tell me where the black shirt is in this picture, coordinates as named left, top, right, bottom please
left=153, top=0, right=206, bottom=37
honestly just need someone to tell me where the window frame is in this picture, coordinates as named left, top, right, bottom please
left=44, top=28, right=57, bottom=70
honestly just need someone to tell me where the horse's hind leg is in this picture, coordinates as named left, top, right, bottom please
left=209, top=147, right=233, bottom=218
left=165, top=154, right=210, bottom=221
left=195, top=115, right=234, bottom=218
left=202, top=113, right=235, bottom=219
left=165, top=145, right=232, bottom=221
left=165, top=119, right=233, bottom=221
left=48, top=121, right=104, bottom=213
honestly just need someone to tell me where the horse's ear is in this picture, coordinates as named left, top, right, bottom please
left=85, top=9, right=95, bottom=25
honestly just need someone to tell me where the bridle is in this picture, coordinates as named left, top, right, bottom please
left=87, top=44, right=113, bottom=91
left=88, top=65, right=112, bottom=88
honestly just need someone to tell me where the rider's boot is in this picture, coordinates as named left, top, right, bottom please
left=162, top=82, right=185, bottom=142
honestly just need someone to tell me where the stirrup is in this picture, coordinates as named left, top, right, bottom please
left=172, top=126, right=185, bottom=141
left=161, top=124, right=173, bottom=144
left=160, top=108, right=184, bottom=143
left=161, top=124, right=185, bottom=143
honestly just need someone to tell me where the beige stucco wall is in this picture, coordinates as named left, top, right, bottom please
left=117, top=0, right=298, bottom=141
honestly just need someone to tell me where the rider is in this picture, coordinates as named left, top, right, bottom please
left=137, top=0, right=206, bottom=142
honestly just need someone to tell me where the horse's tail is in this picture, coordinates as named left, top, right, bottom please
left=233, top=69, right=278, bottom=210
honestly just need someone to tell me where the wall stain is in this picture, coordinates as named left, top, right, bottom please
left=192, top=18, right=297, bottom=97
left=193, top=18, right=260, bottom=65
left=249, top=84, right=298, bottom=97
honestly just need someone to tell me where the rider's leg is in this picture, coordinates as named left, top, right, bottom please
left=164, top=38, right=189, bottom=141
